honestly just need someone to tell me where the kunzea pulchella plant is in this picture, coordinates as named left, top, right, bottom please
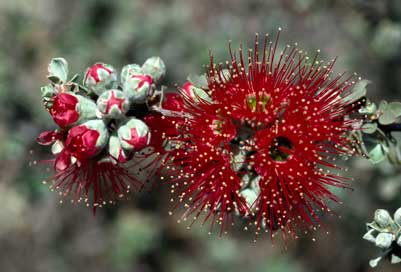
left=364, top=208, right=401, bottom=267
left=162, top=33, right=365, bottom=239
left=37, top=56, right=179, bottom=210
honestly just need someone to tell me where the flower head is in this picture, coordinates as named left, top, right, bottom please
left=166, top=33, right=359, bottom=238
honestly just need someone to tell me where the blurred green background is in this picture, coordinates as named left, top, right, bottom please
left=1, top=0, right=401, bottom=271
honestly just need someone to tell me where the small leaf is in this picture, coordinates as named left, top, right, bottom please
left=361, top=123, right=378, bottom=134
left=391, top=254, right=401, bottom=264
left=48, top=58, right=68, bottom=84
left=369, top=256, right=382, bottom=268
left=345, top=79, right=370, bottom=103
left=379, top=101, right=401, bottom=125
left=359, top=100, right=377, bottom=115
left=368, top=144, right=388, bottom=164
left=363, top=229, right=377, bottom=243
left=187, top=74, right=208, bottom=88
left=51, top=140, right=64, bottom=154
left=378, top=100, right=388, bottom=112
left=40, top=84, right=55, bottom=98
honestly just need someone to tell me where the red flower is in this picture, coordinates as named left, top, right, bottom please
left=49, top=93, right=79, bottom=127
left=166, top=34, right=358, bottom=237
left=54, top=124, right=100, bottom=171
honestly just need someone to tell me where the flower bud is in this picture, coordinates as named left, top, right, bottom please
left=84, top=63, right=117, bottom=95
left=375, top=232, right=394, bottom=249
left=123, top=74, right=153, bottom=103
left=394, top=207, right=401, bottom=225
left=374, top=209, right=392, bottom=228
left=118, top=118, right=151, bottom=151
left=49, top=92, right=97, bottom=127
left=121, top=64, right=142, bottom=83
left=97, top=89, right=129, bottom=119
left=142, top=56, right=166, bottom=83
left=182, top=82, right=211, bottom=103
left=108, top=134, right=129, bottom=163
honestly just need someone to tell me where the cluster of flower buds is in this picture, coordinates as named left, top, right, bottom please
left=363, top=208, right=401, bottom=267
left=37, top=56, right=171, bottom=207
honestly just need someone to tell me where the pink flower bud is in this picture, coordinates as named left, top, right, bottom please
left=123, top=74, right=153, bottom=103
left=84, top=63, right=117, bottom=95
left=181, top=81, right=211, bottom=102
left=118, top=118, right=151, bottom=151
left=97, top=89, right=129, bottom=119
left=49, top=92, right=97, bottom=127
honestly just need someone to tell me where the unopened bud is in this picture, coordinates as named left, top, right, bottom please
left=84, top=63, right=117, bottom=95
left=97, top=89, right=129, bottom=119
left=118, top=118, right=151, bottom=151
left=142, top=56, right=166, bottom=83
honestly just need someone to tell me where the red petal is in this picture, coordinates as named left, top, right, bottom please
left=55, top=151, right=71, bottom=171
left=36, top=130, right=58, bottom=145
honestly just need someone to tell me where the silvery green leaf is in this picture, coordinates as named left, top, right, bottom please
left=391, top=254, right=401, bottom=264
left=345, top=79, right=370, bottom=104
left=187, top=74, right=208, bottom=89
left=48, top=58, right=68, bottom=84
left=40, top=84, right=55, bottom=99
left=231, top=150, right=245, bottom=171
left=359, top=100, right=377, bottom=115
left=369, top=256, right=382, bottom=268
left=368, top=144, right=388, bottom=164
left=375, top=232, right=394, bottom=248
left=379, top=102, right=401, bottom=125
left=240, top=188, right=258, bottom=208
left=361, top=123, right=378, bottom=134
left=397, top=235, right=401, bottom=246
left=363, top=229, right=377, bottom=243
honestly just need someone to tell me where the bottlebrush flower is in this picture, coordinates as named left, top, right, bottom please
left=144, top=93, right=185, bottom=154
left=166, top=33, right=359, bottom=238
